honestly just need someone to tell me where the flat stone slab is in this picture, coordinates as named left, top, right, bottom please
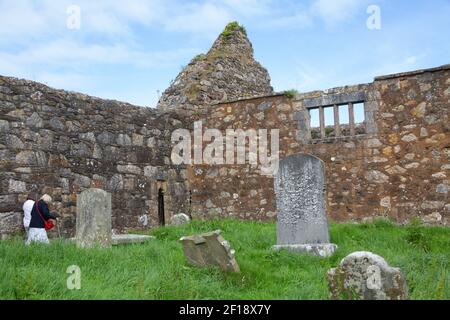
left=272, top=243, right=338, bottom=258
left=111, top=234, right=155, bottom=245
left=69, top=234, right=155, bottom=246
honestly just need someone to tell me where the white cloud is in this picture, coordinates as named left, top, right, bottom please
left=220, top=0, right=272, bottom=17
left=0, top=40, right=197, bottom=70
left=164, top=2, right=233, bottom=36
left=311, top=0, right=369, bottom=25
left=262, top=11, right=313, bottom=29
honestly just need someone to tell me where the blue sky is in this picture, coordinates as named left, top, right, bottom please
left=0, top=0, right=449, bottom=108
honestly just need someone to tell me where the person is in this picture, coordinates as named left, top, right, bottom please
left=22, top=192, right=36, bottom=237
left=26, top=194, right=58, bottom=245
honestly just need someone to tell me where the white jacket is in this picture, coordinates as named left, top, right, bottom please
left=23, top=200, right=35, bottom=228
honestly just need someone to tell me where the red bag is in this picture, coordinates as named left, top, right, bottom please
left=35, top=201, right=55, bottom=231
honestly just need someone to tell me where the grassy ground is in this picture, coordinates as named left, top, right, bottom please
left=0, top=219, right=448, bottom=300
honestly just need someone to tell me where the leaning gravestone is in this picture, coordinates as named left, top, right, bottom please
left=327, top=251, right=409, bottom=300
left=272, top=153, right=337, bottom=257
left=76, top=188, right=112, bottom=248
left=180, top=230, right=240, bottom=273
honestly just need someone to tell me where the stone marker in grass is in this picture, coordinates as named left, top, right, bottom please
left=76, top=188, right=112, bottom=248
left=180, top=230, right=240, bottom=273
left=170, top=213, right=191, bottom=226
left=75, top=188, right=154, bottom=248
left=272, top=153, right=337, bottom=257
left=327, top=251, right=409, bottom=300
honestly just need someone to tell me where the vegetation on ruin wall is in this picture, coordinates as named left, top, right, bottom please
left=221, top=21, right=247, bottom=38
left=0, top=219, right=448, bottom=300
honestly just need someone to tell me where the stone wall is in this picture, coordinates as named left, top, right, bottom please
left=1, top=65, right=448, bottom=238
left=0, top=75, right=190, bottom=238
left=189, top=65, right=450, bottom=225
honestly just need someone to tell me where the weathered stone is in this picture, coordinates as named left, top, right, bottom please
left=0, top=119, right=10, bottom=133
left=74, top=174, right=91, bottom=188
left=108, top=174, right=123, bottom=191
left=8, top=179, right=26, bottom=193
left=421, top=201, right=445, bottom=210
left=411, top=102, right=426, bottom=118
left=0, top=212, right=22, bottom=234
left=436, top=183, right=448, bottom=194
left=405, top=162, right=420, bottom=169
left=80, top=132, right=96, bottom=143
left=420, top=127, right=428, bottom=137
left=422, top=212, right=442, bottom=224
left=97, top=132, right=115, bottom=145
left=116, top=134, right=132, bottom=146
left=277, top=103, right=291, bottom=112
left=117, top=164, right=142, bottom=175
left=272, top=153, right=337, bottom=257
left=49, top=117, right=65, bottom=131
left=15, top=151, right=36, bottom=165
left=170, top=213, right=191, bottom=226
left=180, top=230, right=240, bottom=273
left=26, top=112, right=43, bottom=128
left=5, top=135, right=24, bottom=149
left=70, top=142, right=91, bottom=158
left=76, top=188, right=112, bottom=248
left=132, top=133, right=144, bottom=146
left=367, top=138, right=383, bottom=148
left=401, top=134, right=418, bottom=143
left=111, top=234, right=155, bottom=245
left=0, top=195, right=17, bottom=211
left=380, top=196, right=391, bottom=208
left=143, top=166, right=158, bottom=178
left=93, top=144, right=102, bottom=159
left=327, top=251, right=408, bottom=300
left=365, top=170, right=389, bottom=184
left=385, top=165, right=406, bottom=175
left=431, top=172, right=446, bottom=179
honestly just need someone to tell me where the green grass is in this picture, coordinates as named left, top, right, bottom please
left=0, top=219, right=448, bottom=300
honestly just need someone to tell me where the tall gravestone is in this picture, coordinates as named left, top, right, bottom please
left=76, top=188, right=112, bottom=248
left=272, top=153, right=337, bottom=257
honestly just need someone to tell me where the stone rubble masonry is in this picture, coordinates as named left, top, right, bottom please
left=0, top=29, right=449, bottom=237
left=189, top=65, right=450, bottom=226
left=0, top=75, right=191, bottom=237
left=157, top=25, right=273, bottom=112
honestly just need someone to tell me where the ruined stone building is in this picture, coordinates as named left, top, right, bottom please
left=0, top=24, right=449, bottom=238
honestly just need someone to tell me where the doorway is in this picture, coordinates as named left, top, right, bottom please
left=158, top=188, right=165, bottom=226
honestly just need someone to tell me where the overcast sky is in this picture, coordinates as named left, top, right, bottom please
left=0, top=0, right=449, bottom=107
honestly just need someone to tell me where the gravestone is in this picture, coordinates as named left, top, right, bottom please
left=76, top=188, right=112, bottom=248
left=272, top=153, right=337, bottom=257
left=170, top=213, right=191, bottom=226
left=180, top=230, right=240, bottom=273
left=327, top=251, right=409, bottom=300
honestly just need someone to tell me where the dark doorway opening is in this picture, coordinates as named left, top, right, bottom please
left=158, top=188, right=165, bottom=226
